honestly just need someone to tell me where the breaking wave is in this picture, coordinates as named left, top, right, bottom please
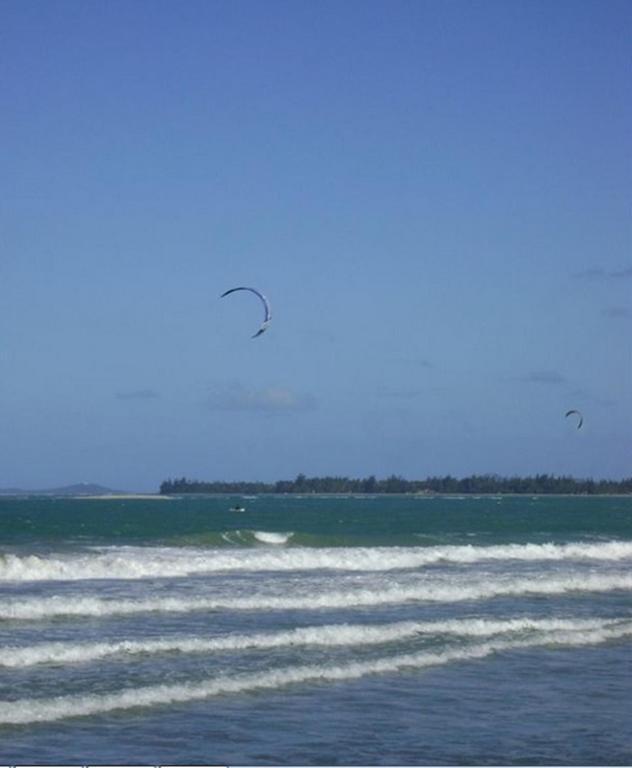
left=2, top=540, right=632, bottom=582
left=2, top=572, right=631, bottom=620
left=252, top=531, right=293, bottom=545
left=2, top=624, right=631, bottom=725
left=1, top=616, right=625, bottom=668
left=220, top=529, right=294, bottom=546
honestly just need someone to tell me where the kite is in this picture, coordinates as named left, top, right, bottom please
left=565, top=409, right=583, bottom=430
left=220, top=286, right=271, bottom=338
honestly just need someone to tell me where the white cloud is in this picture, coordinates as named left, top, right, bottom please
left=206, top=383, right=317, bottom=412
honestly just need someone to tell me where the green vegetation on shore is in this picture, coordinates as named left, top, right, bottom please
left=160, top=473, right=632, bottom=496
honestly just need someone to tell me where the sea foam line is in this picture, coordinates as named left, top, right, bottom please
left=2, top=540, right=632, bottom=582
left=1, top=624, right=631, bottom=725
left=0, top=616, right=620, bottom=668
left=1, top=572, right=632, bottom=620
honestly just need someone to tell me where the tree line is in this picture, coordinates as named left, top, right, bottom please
left=159, top=473, right=632, bottom=495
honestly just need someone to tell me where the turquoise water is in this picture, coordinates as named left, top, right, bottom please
left=1, top=494, right=631, bottom=765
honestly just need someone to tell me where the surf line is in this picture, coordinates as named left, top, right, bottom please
left=1, top=624, right=631, bottom=725
left=2, top=572, right=632, bottom=620
left=3, top=539, right=632, bottom=582
left=1, top=617, right=624, bottom=668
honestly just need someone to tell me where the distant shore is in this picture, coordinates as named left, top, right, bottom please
left=160, top=473, right=632, bottom=497
left=0, top=492, right=170, bottom=500
left=78, top=494, right=172, bottom=500
left=158, top=491, right=632, bottom=498
left=2, top=491, right=631, bottom=500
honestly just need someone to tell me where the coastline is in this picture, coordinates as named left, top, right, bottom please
left=77, top=494, right=172, bottom=500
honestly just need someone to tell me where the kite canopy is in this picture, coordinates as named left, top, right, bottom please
left=565, top=409, right=583, bottom=430
left=220, top=286, right=271, bottom=338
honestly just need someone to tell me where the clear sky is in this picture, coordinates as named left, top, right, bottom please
left=1, top=0, right=630, bottom=491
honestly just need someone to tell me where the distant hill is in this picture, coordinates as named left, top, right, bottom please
left=0, top=482, right=124, bottom=496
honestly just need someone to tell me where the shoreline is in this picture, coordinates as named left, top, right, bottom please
left=158, top=491, right=632, bottom=498
left=1, top=492, right=630, bottom=500
left=78, top=494, right=172, bottom=500
left=0, top=493, right=170, bottom=500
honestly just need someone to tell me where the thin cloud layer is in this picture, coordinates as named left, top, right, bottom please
left=115, top=389, right=160, bottom=401
left=573, top=266, right=632, bottom=280
left=568, top=388, right=616, bottom=408
left=376, top=386, right=423, bottom=400
left=398, top=357, right=433, bottom=368
left=602, top=306, right=631, bottom=319
left=517, top=370, right=567, bottom=385
left=207, top=383, right=317, bottom=412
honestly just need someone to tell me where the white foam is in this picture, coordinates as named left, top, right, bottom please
left=0, top=616, right=621, bottom=668
left=2, top=572, right=631, bottom=620
left=2, top=540, right=632, bottom=582
left=1, top=623, right=630, bottom=725
left=252, top=531, right=293, bottom=545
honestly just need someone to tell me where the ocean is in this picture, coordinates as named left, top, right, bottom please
left=0, top=493, right=631, bottom=766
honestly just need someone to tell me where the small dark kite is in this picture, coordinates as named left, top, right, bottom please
left=221, top=287, right=271, bottom=338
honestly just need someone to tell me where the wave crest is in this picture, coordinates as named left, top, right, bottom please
left=2, top=572, right=631, bottom=620
left=1, top=616, right=625, bottom=668
left=2, top=540, right=632, bottom=582
left=2, top=624, right=631, bottom=725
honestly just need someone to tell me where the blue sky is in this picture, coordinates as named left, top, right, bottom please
left=1, top=0, right=630, bottom=491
